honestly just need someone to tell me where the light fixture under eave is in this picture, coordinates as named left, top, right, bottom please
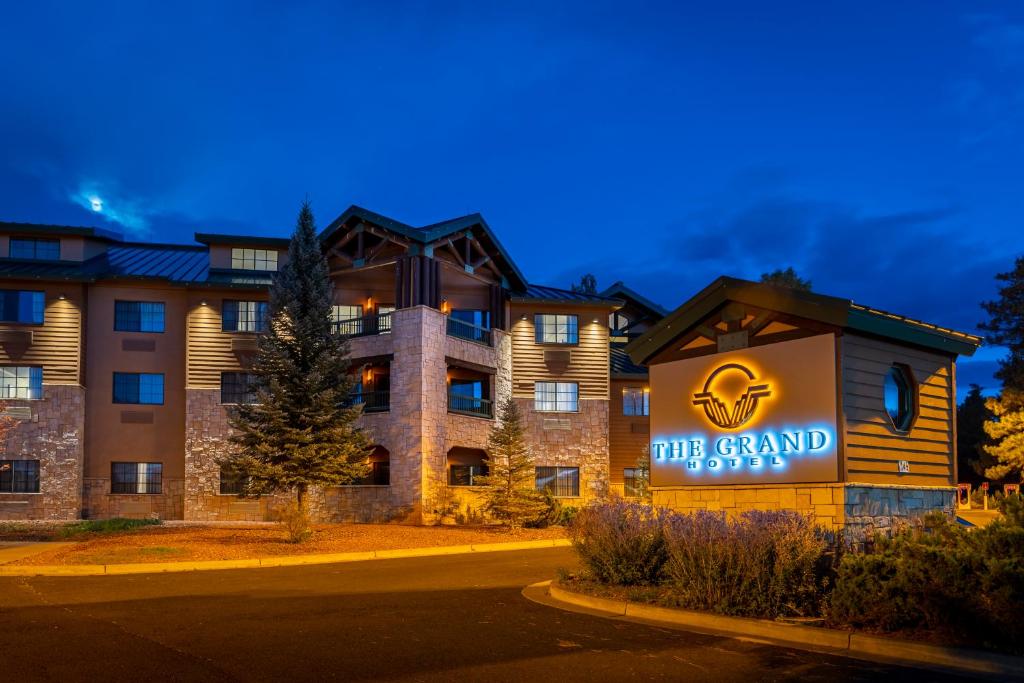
left=520, top=314, right=528, bottom=321
left=57, top=294, right=67, bottom=301
left=200, top=300, right=209, bottom=307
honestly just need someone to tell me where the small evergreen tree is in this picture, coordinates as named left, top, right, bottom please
left=957, top=384, right=993, bottom=483
left=760, top=267, right=812, bottom=292
left=982, top=390, right=1024, bottom=481
left=631, top=446, right=652, bottom=503
left=219, top=201, right=370, bottom=539
left=571, top=273, right=597, bottom=295
left=478, top=398, right=548, bottom=529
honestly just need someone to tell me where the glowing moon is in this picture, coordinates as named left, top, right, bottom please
left=89, top=196, right=103, bottom=212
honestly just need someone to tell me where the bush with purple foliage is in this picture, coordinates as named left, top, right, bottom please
left=569, top=501, right=670, bottom=585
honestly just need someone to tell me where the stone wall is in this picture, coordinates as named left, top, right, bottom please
left=653, top=482, right=957, bottom=542
left=82, top=477, right=185, bottom=519
left=0, top=385, right=85, bottom=520
left=517, top=396, right=610, bottom=504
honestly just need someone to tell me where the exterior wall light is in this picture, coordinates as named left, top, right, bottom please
left=57, top=294, right=67, bottom=301
left=200, top=300, right=208, bottom=307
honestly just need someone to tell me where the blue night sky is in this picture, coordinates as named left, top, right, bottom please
left=1, top=1, right=1021, bottom=394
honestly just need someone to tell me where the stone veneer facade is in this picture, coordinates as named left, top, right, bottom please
left=0, top=385, right=85, bottom=520
left=653, top=482, right=956, bottom=544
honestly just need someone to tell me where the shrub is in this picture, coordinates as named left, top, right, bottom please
left=527, top=492, right=580, bottom=528
left=569, top=501, right=669, bottom=585
left=59, top=518, right=161, bottom=538
left=663, top=509, right=832, bottom=619
left=830, top=511, right=1024, bottom=653
left=274, top=502, right=312, bottom=543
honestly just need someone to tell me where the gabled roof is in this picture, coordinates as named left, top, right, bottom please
left=510, top=284, right=623, bottom=308
left=319, top=205, right=528, bottom=291
left=599, top=281, right=669, bottom=317
left=626, top=276, right=982, bottom=365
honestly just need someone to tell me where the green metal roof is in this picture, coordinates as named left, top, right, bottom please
left=625, top=276, right=982, bottom=365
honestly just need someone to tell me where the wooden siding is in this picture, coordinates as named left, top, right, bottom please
left=509, top=303, right=610, bottom=400
left=609, top=378, right=649, bottom=484
left=186, top=292, right=263, bottom=389
left=841, top=333, right=955, bottom=487
left=0, top=281, right=83, bottom=384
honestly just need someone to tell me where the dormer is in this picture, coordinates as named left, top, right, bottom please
left=0, top=222, right=121, bottom=263
left=599, top=281, right=669, bottom=342
left=195, top=233, right=290, bottom=274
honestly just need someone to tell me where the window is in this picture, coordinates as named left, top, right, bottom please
left=231, top=248, right=278, bottom=271
left=623, top=468, right=646, bottom=498
left=114, top=301, right=165, bottom=332
left=9, top=238, right=60, bottom=261
left=362, top=461, right=390, bottom=486
left=535, top=466, right=580, bottom=497
left=221, top=372, right=257, bottom=404
left=609, top=312, right=630, bottom=334
left=883, top=364, right=916, bottom=432
left=0, top=366, right=43, bottom=399
left=377, top=305, right=395, bottom=333
left=113, top=373, right=164, bottom=405
left=111, top=462, right=162, bottom=494
left=0, top=460, right=40, bottom=493
left=623, top=387, right=649, bottom=416
left=332, top=304, right=364, bottom=335
left=0, top=290, right=44, bottom=324
left=219, top=467, right=249, bottom=495
left=449, top=464, right=488, bottom=486
left=534, top=382, right=578, bottom=412
left=535, top=314, right=578, bottom=344
left=222, top=300, right=268, bottom=332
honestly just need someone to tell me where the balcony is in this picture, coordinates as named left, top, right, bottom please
left=333, top=311, right=392, bottom=338
left=446, top=316, right=492, bottom=346
left=349, top=390, right=390, bottom=413
left=447, top=391, right=492, bottom=419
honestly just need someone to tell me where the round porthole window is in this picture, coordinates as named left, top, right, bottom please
left=883, top=364, right=916, bottom=432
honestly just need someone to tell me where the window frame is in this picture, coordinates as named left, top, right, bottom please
left=112, top=372, right=165, bottom=405
left=0, top=366, right=43, bottom=400
left=230, top=247, right=279, bottom=272
left=9, top=238, right=60, bottom=261
left=883, top=363, right=918, bottom=433
left=111, top=462, right=163, bottom=495
left=535, top=466, right=580, bottom=498
left=0, top=459, right=41, bottom=493
left=221, top=300, right=269, bottom=333
left=534, top=313, right=579, bottom=345
left=448, top=463, right=489, bottom=487
left=0, top=289, right=45, bottom=325
left=623, top=467, right=646, bottom=498
left=622, top=386, right=650, bottom=416
left=114, top=300, right=166, bottom=333
left=533, top=381, right=579, bottom=412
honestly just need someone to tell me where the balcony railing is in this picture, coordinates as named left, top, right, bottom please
left=447, top=392, right=493, bottom=418
left=446, top=317, right=492, bottom=346
left=348, top=390, right=390, bottom=413
left=333, top=312, right=392, bottom=337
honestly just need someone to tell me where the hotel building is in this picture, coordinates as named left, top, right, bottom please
left=0, top=207, right=662, bottom=523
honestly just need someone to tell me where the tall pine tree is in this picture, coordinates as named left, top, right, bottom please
left=979, top=256, right=1024, bottom=480
left=956, top=384, right=992, bottom=484
left=478, top=398, right=548, bottom=529
left=219, top=201, right=370, bottom=522
left=760, top=267, right=812, bottom=292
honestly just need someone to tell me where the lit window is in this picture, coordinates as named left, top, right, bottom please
left=623, top=387, right=649, bottom=416
left=113, top=373, right=164, bottom=405
left=0, top=460, right=40, bottom=493
left=623, top=467, right=646, bottom=498
left=535, top=466, right=579, bottom=497
left=0, top=366, right=43, bottom=399
left=883, top=364, right=916, bottom=432
left=331, top=305, right=364, bottom=335
left=534, top=381, right=578, bottom=412
left=231, top=248, right=278, bottom=271
left=9, top=238, right=60, bottom=260
left=221, top=372, right=258, bottom=405
left=222, top=300, right=268, bottom=332
left=0, top=290, right=44, bottom=324
left=111, top=462, right=162, bottom=494
left=609, top=312, right=630, bottom=334
left=535, top=314, right=578, bottom=344
left=114, top=301, right=165, bottom=332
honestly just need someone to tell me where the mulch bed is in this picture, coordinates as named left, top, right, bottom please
left=7, top=524, right=566, bottom=565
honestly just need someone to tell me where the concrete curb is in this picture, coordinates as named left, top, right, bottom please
left=0, top=538, right=572, bottom=577
left=535, top=582, right=1024, bottom=680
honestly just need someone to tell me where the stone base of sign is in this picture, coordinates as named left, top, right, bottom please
left=652, top=482, right=956, bottom=544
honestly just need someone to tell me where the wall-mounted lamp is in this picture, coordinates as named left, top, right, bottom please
left=200, top=299, right=209, bottom=307
left=520, top=314, right=528, bottom=321
left=592, top=317, right=600, bottom=324
left=57, top=294, right=67, bottom=301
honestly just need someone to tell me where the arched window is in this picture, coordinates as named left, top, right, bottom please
left=359, top=445, right=390, bottom=485
left=883, top=364, right=916, bottom=433
left=447, top=447, right=488, bottom=486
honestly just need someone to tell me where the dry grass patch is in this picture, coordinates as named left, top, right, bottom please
left=11, top=523, right=567, bottom=565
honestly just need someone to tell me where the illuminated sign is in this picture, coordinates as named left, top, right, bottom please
left=649, top=334, right=839, bottom=486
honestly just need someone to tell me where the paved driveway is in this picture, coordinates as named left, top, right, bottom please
left=0, top=547, right=974, bottom=682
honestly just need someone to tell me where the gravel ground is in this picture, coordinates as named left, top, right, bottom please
left=10, top=524, right=567, bottom=565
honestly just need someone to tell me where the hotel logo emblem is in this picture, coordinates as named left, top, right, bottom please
left=692, top=363, right=772, bottom=429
